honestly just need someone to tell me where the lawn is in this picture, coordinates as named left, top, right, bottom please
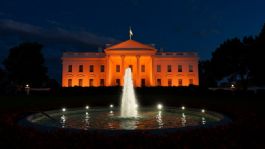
left=0, top=87, right=264, bottom=148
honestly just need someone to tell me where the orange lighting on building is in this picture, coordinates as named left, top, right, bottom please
left=62, top=39, right=199, bottom=87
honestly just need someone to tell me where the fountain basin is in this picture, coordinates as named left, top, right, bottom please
left=20, top=107, right=231, bottom=131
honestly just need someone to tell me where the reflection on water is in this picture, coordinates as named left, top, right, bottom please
left=84, top=112, right=90, bottom=130
left=156, top=111, right=163, bottom=128
left=108, top=122, right=114, bottom=129
left=181, top=113, right=186, bottom=127
left=60, top=115, right=66, bottom=128
left=120, top=119, right=137, bottom=130
left=109, top=110, right=114, bottom=116
left=201, top=117, right=206, bottom=125
left=108, top=110, right=114, bottom=128
left=31, top=108, right=223, bottom=130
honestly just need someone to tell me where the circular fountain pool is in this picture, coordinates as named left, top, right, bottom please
left=22, top=107, right=230, bottom=131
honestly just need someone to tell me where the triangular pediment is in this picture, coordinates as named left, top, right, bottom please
left=106, top=39, right=156, bottom=50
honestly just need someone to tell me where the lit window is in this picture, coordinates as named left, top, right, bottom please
left=116, top=79, right=120, bottom=86
left=116, top=65, right=120, bottom=72
left=157, top=65, right=161, bottom=72
left=78, top=79, right=83, bottom=86
left=100, top=79, right=104, bottom=86
left=189, top=65, right=193, bottom=72
left=167, top=65, right=172, bottom=72
left=141, top=79, right=145, bottom=87
left=68, top=79, right=72, bottom=87
left=79, top=65, right=83, bottom=72
left=189, top=79, right=193, bottom=85
left=100, top=65, right=105, bottom=72
left=168, top=79, right=172, bottom=86
left=178, top=65, right=182, bottom=72
left=157, top=79, right=161, bottom=86
left=141, top=65, right=145, bottom=72
left=89, top=79, right=93, bottom=86
left=68, top=65, right=72, bottom=72
left=178, top=79, right=183, bottom=86
left=89, top=65, right=94, bottom=72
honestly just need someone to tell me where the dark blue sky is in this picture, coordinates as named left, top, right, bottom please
left=1, top=0, right=265, bottom=82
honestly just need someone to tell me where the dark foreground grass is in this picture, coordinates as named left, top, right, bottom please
left=0, top=87, right=265, bottom=148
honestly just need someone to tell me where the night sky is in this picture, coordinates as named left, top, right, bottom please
left=1, top=0, right=265, bottom=83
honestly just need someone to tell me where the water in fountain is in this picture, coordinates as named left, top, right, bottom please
left=121, top=67, right=138, bottom=117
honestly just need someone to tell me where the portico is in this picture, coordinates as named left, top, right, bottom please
left=62, top=39, right=199, bottom=87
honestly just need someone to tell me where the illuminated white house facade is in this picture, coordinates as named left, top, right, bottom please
left=62, top=39, right=199, bottom=87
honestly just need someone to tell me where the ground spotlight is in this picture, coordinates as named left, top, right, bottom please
left=157, top=104, right=163, bottom=110
left=62, top=108, right=66, bottom=112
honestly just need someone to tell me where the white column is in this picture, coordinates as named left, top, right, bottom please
left=106, top=55, right=112, bottom=86
left=121, top=55, right=125, bottom=86
left=150, top=56, right=154, bottom=86
left=106, top=55, right=109, bottom=86
left=136, top=55, right=140, bottom=87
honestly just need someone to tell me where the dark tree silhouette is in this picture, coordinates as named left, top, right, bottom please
left=258, top=23, right=265, bottom=39
left=0, top=68, right=7, bottom=92
left=3, top=42, right=48, bottom=88
left=210, top=38, right=249, bottom=87
left=202, top=22, right=265, bottom=88
left=0, top=67, right=4, bottom=80
left=250, top=23, right=265, bottom=85
left=199, top=60, right=217, bottom=87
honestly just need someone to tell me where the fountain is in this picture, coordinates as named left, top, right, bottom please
left=21, top=68, right=231, bottom=131
left=121, top=68, right=138, bottom=117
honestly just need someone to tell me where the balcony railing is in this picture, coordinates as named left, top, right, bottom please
left=156, top=52, right=197, bottom=57
left=63, top=52, right=106, bottom=58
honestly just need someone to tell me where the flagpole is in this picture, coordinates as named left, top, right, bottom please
left=129, top=26, right=131, bottom=40
left=129, top=26, right=133, bottom=40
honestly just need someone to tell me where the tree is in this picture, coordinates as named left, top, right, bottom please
left=257, top=23, right=265, bottom=40
left=211, top=38, right=242, bottom=78
left=199, top=60, right=217, bottom=87
left=0, top=68, right=7, bottom=93
left=0, top=67, right=5, bottom=81
left=250, top=23, right=265, bottom=85
left=210, top=38, right=251, bottom=88
left=3, top=42, right=48, bottom=88
left=201, top=22, right=265, bottom=88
